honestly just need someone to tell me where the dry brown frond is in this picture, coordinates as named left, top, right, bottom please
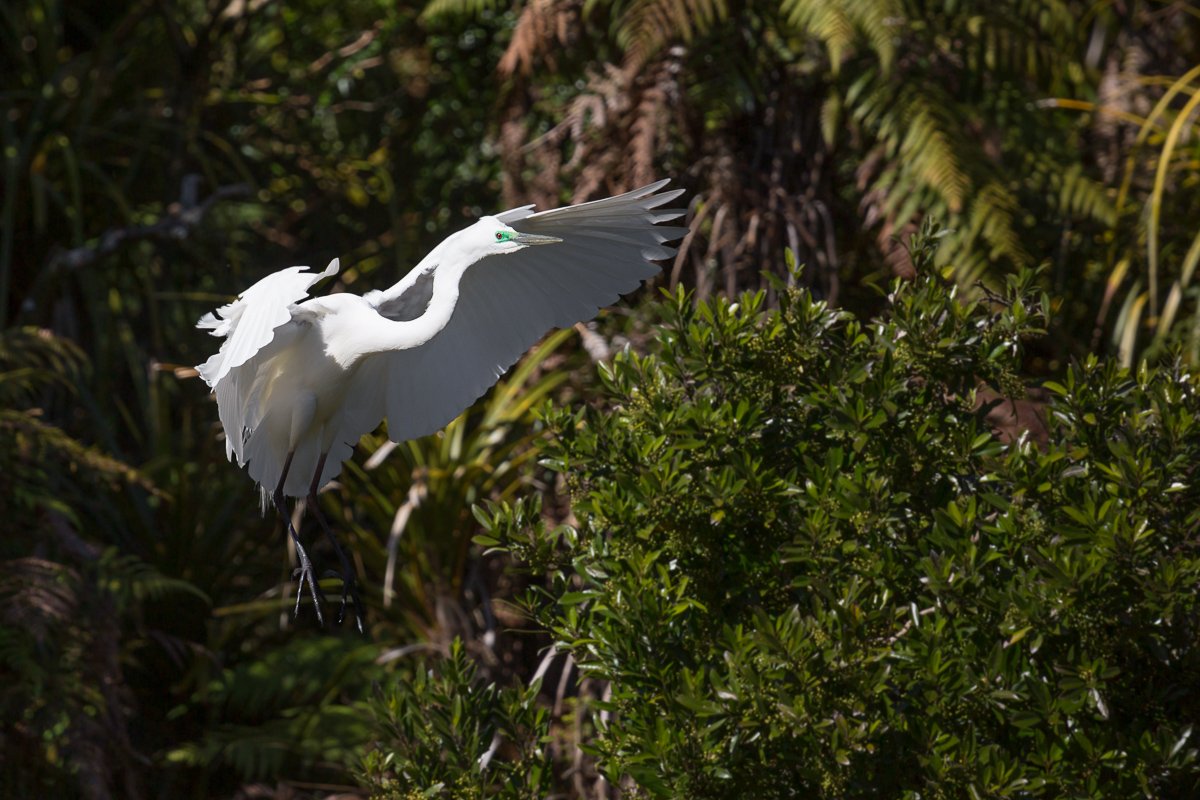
left=493, top=5, right=843, bottom=303
left=499, top=0, right=580, bottom=77
left=629, top=54, right=681, bottom=185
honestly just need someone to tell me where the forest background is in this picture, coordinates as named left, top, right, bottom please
left=3, top=1, right=1200, bottom=798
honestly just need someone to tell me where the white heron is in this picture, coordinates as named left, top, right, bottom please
left=197, top=180, right=685, bottom=630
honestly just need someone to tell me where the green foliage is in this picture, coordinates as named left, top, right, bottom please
left=429, top=0, right=1200, bottom=365
left=0, top=326, right=209, bottom=796
left=1, top=327, right=150, bottom=524
left=7, top=0, right=1200, bottom=796
left=1101, top=65, right=1200, bottom=366
left=0, top=544, right=214, bottom=787
left=782, top=0, right=900, bottom=73
left=0, top=556, right=125, bottom=798
left=2, top=2, right=523, bottom=794
left=364, top=639, right=553, bottom=799
left=476, top=240, right=1200, bottom=797
left=166, top=638, right=384, bottom=785
left=329, top=329, right=577, bottom=638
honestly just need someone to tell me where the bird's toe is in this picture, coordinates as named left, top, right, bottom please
left=291, top=565, right=327, bottom=626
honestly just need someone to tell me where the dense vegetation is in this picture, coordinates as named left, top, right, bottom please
left=449, top=251, right=1200, bottom=798
left=3, top=1, right=1200, bottom=798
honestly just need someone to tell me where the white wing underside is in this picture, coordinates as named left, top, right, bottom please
left=199, top=181, right=684, bottom=498
left=356, top=179, right=685, bottom=445
left=198, top=260, right=340, bottom=475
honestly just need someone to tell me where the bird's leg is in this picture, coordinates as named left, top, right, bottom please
left=307, top=453, right=365, bottom=633
left=273, top=452, right=326, bottom=626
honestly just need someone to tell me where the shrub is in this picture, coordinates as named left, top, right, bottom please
left=375, top=234, right=1200, bottom=798
left=364, top=639, right=553, bottom=799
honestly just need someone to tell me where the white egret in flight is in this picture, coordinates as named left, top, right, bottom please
left=197, top=180, right=685, bottom=630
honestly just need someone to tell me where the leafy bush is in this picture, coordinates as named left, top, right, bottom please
left=386, top=235, right=1200, bottom=798
left=365, top=639, right=553, bottom=799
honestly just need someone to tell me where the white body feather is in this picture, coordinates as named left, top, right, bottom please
left=197, top=180, right=685, bottom=499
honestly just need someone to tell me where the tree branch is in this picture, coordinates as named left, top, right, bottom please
left=48, top=183, right=250, bottom=272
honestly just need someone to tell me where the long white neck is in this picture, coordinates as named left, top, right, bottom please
left=397, top=258, right=466, bottom=341
left=322, top=243, right=477, bottom=368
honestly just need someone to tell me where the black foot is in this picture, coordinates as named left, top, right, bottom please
left=323, top=568, right=365, bottom=633
left=292, top=561, right=326, bottom=626
left=272, top=466, right=326, bottom=628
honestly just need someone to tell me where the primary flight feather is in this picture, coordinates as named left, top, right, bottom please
left=197, top=179, right=686, bottom=629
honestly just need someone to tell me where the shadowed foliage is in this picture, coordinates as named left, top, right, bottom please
left=425, top=0, right=1200, bottom=365
left=4, top=0, right=1200, bottom=797
left=463, top=234, right=1200, bottom=797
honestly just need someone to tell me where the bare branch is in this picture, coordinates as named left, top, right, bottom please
left=48, top=183, right=250, bottom=273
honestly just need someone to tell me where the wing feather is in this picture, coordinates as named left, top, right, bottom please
left=361, top=181, right=685, bottom=444
left=197, top=259, right=338, bottom=488
left=196, top=259, right=339, bottom=386
left=242, top=183, right=681, bottom=494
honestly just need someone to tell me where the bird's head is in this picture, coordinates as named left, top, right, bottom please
left=471, top=216, right=562, bottom=256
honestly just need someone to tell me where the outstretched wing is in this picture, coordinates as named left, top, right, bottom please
left=197, top=259, right=339, bottom=480
left=356, top=180, right=685, bottom=445
left=196, top=259, right=340, bottom=386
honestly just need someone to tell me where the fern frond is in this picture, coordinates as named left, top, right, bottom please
left=868, top=169, right=1027, bottom=283
left=842, top=0, right=901, bottom=71
left=168, top=640, right=381, bottom=779
left=783, top=0, right=900, bottom=72
left=966, top=180, right=1028, bottom=275
left=784, top=0, right=857, bottom=71
left=860, top=82, right=970, bottom=214
left=628, top=59, right=677, bottom=184
left=618, top=0, right=729, bottom=69
left=1, top=410, right=159, bottom=495
left=957, top=1, right=1080, bottom=85
left=900, top=101, right=969, bottom=213
left=905, top=180, right=1027, bottom=284
left=0, top=327, right=86, bottom=405
left=0, top=558, right=81, bottom=631
left=204, top=638, right=380, bottom=718
left=97, top=549, right=209, bottom=608
left=497, top=0, right=577, bottom=76
left=420, top=0, right=506, bottom=21
left=1059, top=165, right=1117, bottom=227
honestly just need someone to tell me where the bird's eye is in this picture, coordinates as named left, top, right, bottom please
left=495, top=232, right=504, bottom=241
